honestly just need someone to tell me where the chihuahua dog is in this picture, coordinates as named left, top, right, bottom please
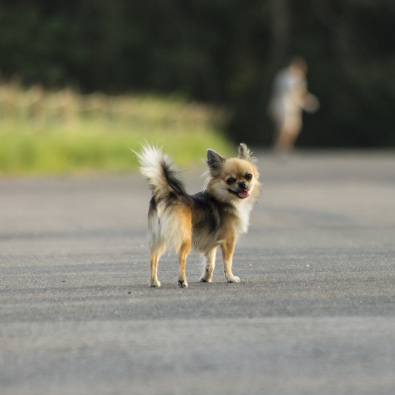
left=137, top=143, right=259, bottom=288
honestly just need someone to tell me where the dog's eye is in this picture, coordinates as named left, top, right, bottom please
left=245, top=173, right=253, bottom=181
left=226, top=177, right=236, bottom=185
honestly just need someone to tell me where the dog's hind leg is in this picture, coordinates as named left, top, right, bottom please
left=200, top=247, right=217, bottom=283
left=149, top=243, right=165, bottom=287
left=174, top=207, right=192, bottom=288
left=178, top=239, right=191, bottom=288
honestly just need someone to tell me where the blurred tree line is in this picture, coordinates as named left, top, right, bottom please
left=0, top=0, right=394, bottom=147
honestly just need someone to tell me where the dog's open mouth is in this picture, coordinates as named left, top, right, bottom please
left=228, top=189, right=249, bottom=199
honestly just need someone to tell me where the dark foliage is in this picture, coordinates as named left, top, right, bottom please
left=0, top=0, right=394, bottom=147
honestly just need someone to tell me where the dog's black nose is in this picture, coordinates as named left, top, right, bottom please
left=238, top=181, right=246, bottom=189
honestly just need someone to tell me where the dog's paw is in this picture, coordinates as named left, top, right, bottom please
left=199, top=276, right=212, bottom=283
left=178, top=279, right=189, bottom=288
left=226, top=275, right=240, bottom=283
left=150, top=279, right=161, bottom=287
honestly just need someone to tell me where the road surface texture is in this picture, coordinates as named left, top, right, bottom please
left=1, top=151, right=394, bottom=395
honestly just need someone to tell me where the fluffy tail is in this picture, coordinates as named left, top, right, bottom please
left=136, top=145, right=187, bottom=201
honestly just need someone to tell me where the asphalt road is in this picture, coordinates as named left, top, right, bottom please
left=1, top=151, right=394, bottom=394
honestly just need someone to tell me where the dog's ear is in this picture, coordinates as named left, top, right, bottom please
left=238, top=143, right=254, bottom=161
left=207, top=149, right=226, bottom=175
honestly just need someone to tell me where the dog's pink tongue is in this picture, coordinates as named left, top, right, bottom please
left=238, top=190, right=249, bottom=199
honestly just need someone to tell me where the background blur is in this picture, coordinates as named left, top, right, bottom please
left=0, top=0, right=394, bottom=174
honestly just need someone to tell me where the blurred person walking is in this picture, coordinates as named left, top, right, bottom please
left=268, top=57, right=319, bottom=153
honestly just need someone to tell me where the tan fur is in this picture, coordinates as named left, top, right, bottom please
left=138, top=143, right=260, bottom=288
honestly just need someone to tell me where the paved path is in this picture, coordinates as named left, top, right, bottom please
left=1, top=151, right=394, bottom=394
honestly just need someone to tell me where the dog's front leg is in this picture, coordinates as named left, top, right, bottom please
left=221, top=237, right=240, bottom=283
left=200, top=247, right=217, bottom=283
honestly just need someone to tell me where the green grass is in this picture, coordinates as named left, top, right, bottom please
left=0, top=94, right=232, bottom=176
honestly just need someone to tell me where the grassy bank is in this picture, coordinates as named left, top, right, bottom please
left=0, top=90, right=231, bottom=176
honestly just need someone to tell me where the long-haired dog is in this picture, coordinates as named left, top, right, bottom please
left=136, top=143, right=260, bottom=287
